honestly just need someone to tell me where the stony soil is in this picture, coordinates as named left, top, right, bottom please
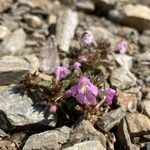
left=0, top=0, right=150, bottom=150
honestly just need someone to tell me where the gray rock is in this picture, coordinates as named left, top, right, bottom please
left=0, top=26, right=11, bottom=40
left=23, top=55, right=40, bottom=71
left=63, top=141, right=106, bottom=150
left=0, top=55, right=39, bottom=85
left=23, top=126, right=70, bottom=150
left=110, top=68, right=137, bottom=90
left=0, top=129, right=9, bottom=140
left=139, top=30, right=150, bottom=47
left=39, top=36, right=60, bottom=74
left=23, top=14, right=42, bottom=28
left=69, top=120, right=106, bottom=148
left=1, top=14, right=19, bottom=31
left=109, top=4, right=150, bottom=31
left=146, top=143, right=150, bottom=150
left=132, top=0, right=150, bottom=7
left=76, top=1, right=95, bottom=12
left=112, top=54, right=133, bottom=70
left=0, top=28, right=26, bottom=55
left=145, top=92, right=150, bottom=100
left=141, top=101, right=150, bottom=119
left=143, top=134, right=150, bottom=141
left=90, top=26, right=117, bottom=46
left=118, top=118, right=140, bottom=150
left=96, top=107, right=126, bottom=132
left=56, top=9, right=78, bottom=52
left=135, top=52, right=150, bottom=62
left=18, top=0, right=51, bottom=10
left=116, top=26, right=139, bottom=43
left=126, top=113, right=150, bottom=137
left=0, top=86, right=56, bottom=127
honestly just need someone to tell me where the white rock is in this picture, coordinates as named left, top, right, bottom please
left=110, top=68, right=137, bottom=89
left=0, top=26, right=11, bottom=40
left=0, top=28, right=26, bottom=55
left=112, top=54, right=133, bottom=70
left=64, top=141, right=106, bottom=150
left=24, top=14, right=42, bottom=28
left=56, top=9, right=78, bottom=52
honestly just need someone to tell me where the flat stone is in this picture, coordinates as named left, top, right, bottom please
left=18, top=0, right=51, bottom=10
left=23, top=14, right=42, bottom=28
left=0, top=28, right=26, bottom=55
left=63, top=141, right=106, bottom=150
left=117, top=92, right=137, bottom=112
left=135, top=52, right=150, bottom=62
left=0, top=55, right=39, bottom=85
left=96, top=107, right=126, bottom=132
left=141, top=101, right=150, bottom=119
left=23, top=126, right=70, bottom=150
left=126, top=113, right=150, bottom=137
left=110, top=68, right=137, bottom=90
left=69, top=120, right=106, bottom=148
left=110, top=4, right=150, bottom=31
left=0, top=26, right=11, bottom=40
left=0, top=86, right=56, bottom=127
left=56, top=9, right=78, bottom=52
left=76, top=1, right=95, bottom=12
left=112, top=54, right=133, bottom=70
left=118, top=118, right=140, bottom=150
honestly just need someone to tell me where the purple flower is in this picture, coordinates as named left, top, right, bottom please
left=80, top=30, right=94, bottom=47
left=50, top=104, right=57, bottom=113
left=116, top=40, right=127, bottom=54
left=105, top=88, right=116, bottom=105
left=67, top=76, right=98, bottom=106
left=71, top=62, right=81, bottom=70
left=55, top=66, right=69, bottom=80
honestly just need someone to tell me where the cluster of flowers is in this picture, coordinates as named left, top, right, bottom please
left=50, top=30, right=128, bottom=112
left=54, top=66, right=116, bottom=107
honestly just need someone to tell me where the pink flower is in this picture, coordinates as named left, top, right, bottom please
left=71, top=62, right=81, bottom=70
left=105, top=88, right=116, bottom=105
left=66, top=76, right=98, bottom=106
left=116, top=40, right=127, bottom=54
left=50, top=104, right=57, bottom=113
left=79, top=55, right=87, bottom=62
left=55, top=66, right=69, bottom=80
left=80, top=30, right=94, bottom=47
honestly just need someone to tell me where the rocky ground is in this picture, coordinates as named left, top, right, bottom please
left=0, top=0, right=150, bottom=150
